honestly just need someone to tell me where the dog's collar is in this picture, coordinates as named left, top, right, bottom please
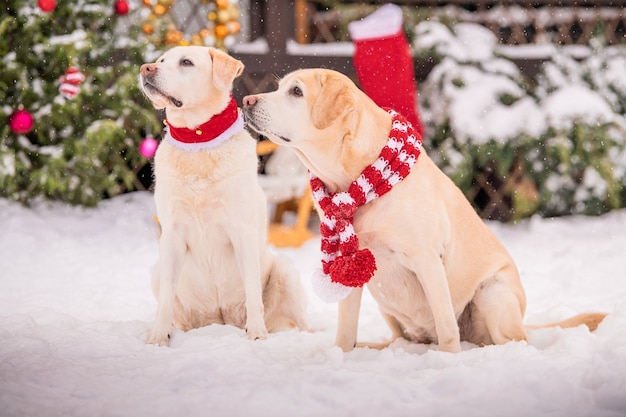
left=164, top=97, right=244, bottom=151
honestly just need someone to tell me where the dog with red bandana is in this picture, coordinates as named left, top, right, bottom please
left=140, top=46, right=308, bottom=346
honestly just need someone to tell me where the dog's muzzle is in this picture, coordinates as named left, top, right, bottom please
left=142, top=78, right=183, bottom=108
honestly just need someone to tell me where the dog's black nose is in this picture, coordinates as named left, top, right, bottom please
left=243, top=95, right=258, bottom=109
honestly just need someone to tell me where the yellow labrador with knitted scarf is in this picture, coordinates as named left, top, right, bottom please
left=140, top=46, right=307, bottom=346
left=243, top=68, right=605, bottom=353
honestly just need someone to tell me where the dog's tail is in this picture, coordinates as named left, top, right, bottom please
left=525, top=312, right=607, bottom=332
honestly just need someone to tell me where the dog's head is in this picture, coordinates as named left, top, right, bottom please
left=242, top=69, right=358, bottom=148
left=140, top=46, right=243, bottom=118
left=243, top=69, right=390, bottom=190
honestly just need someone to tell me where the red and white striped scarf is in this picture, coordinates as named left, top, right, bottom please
left=310, top=109, right=423, bottom=302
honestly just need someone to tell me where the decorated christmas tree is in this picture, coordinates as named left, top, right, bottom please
left=0, top=0, right=162, bottom=206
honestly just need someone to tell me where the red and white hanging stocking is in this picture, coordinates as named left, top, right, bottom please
left=348, top=4, right=424, bottom=137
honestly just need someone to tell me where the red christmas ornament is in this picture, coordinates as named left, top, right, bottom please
left=139, top=136, right=158, bottom=158
left=8, top=108, right=34, bottom=135
left=59, top=67, right=86, bottom=100
left=38, top=0, right=56, bottom=12
left=114, top=0, right=129, bottom=15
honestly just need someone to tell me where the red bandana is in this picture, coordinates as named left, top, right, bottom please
left=310, top=109, right=423, bottom=302
left=166, top=96, right=240, bottom=145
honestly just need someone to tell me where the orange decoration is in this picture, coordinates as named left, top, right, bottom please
left=165, top=29, right=183, bottom=44
left=142, top=23, right=154, bottom=35
left=153, top=4, right=166, bottom=15
left=227, top=20, right=240, bottom=34
left=214, top=24, right=228, bottom=39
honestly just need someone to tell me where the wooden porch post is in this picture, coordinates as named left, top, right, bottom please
left=264, top=0, right=293, bottom=56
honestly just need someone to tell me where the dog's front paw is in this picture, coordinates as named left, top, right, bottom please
left=438, top=337, right=462, bottom=353
left=245, top=319, right=268, bottom=341
left=335, top=337, right=357, bottom=352
left=145, top=325, right=172, bottom=346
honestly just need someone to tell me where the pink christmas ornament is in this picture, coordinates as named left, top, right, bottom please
left=139, top=136, right=158, bottom=158
left=8, top=108, right=34, bottom=135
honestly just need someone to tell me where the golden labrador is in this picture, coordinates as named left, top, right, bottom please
left=139, top=46, right=308, bottom=346
left=242, top=68, right=605, bottom=353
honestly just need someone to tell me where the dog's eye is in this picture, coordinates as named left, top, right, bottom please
left=180, top=59, right=194, bottom=67
left=291, top=85, right=303, bottom=97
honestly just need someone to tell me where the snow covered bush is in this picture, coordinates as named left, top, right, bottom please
left=415, top=20, right=626, bottom=219
left=523, top=44, right=626, bottom=216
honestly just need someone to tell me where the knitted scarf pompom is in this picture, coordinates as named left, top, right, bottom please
left=310, top=109, right=422, bottom=303
left=328, top=249, right=376, bottom=287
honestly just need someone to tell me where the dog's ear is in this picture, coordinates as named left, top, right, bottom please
left=208, top=48, right=244, bottom=91
left=311, top=72, right=356, bottom=130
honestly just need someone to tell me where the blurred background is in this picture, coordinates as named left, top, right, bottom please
left=2, top=0, right=625, bottom=226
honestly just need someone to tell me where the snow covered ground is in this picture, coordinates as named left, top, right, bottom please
left=1, top=191, right=625, bottom=417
